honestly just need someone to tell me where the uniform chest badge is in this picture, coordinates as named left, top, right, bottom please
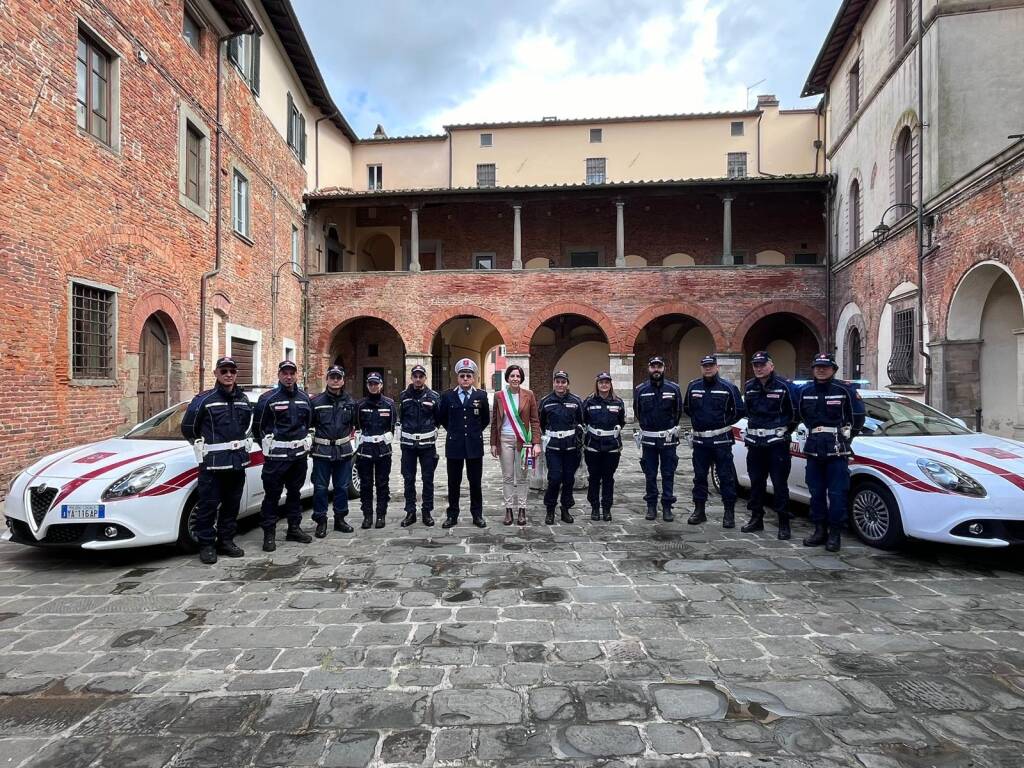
left=608, top=406, right=620, bottom=412
left=273, top=403, right=288, bottom=411
left=826, top=399, right=842, bottom=407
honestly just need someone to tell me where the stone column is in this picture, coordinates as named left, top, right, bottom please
left=512, top=204, right=523, bottom=270
left=505, top=353, right=531, bottom=389
left=1015, top=329, right=1024, bottom=440
left=409, top=207, right=421, bottom=272
left=721, top=194, right=734, bottom=265
left=610, top=353, right=635, bottom=421
left=716, top=353, right=743, bottom=387
left=404, top=353, right=432, bottom=389
left=615, top=200, right=625, bottom=267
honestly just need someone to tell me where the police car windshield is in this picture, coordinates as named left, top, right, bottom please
left=860, top=396, right=971, bottom=437
left=124, top=403, right=188, bottom=440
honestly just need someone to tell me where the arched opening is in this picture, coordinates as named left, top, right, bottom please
left=529, top=314, right=609, bottom=396
left=138, top=314, right=170, bottom=421
left=662, top=253, right=695, bottom=267
left=740, top=312, right=820, bottom=380
left=525, top=257, right=550, bottom=270
left=947, top=263, right=1024, bottom=435
left=847, top=326, right=863, bottom=380
left=357, top=233, right=397, bottom=272
left=632, top=314, right=712, bottom=387
left=430, top=315, right=505, bottom=391
left=624, top=254, right=647, bottom=267
left=329, top=316, right=406, bottom=397
left=754, top=250, right=786, bottom=265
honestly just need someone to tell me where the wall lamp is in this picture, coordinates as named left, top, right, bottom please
left=872, top=203, right=917, bottom=247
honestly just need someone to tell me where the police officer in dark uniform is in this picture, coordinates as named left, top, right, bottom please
left=741, top=351, right=798, bottom=539
left=398, top=364, right=441, bottom=528
left=310, top=365, right=357, bottom=538
left=582, top=372, right=626, bottom=522
left=539, top=370, right=584, bottom=525
left=683, top=354, right=745, bottom=528
left=254, top=360, right=314, bottom=552
left=355, top=371, right=397, bottom=529
left=796, top=353, right=866, bottom=552
left=181, top=356, right=252, bottom=564
left=633, top=355, right=684, bottom=522
left=438, top=358, right=490, bottom=528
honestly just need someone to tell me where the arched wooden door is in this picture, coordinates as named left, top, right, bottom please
left=138, top=316, right=169, bottom=422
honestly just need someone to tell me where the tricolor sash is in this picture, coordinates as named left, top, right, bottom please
left=497, top=386, right=532, bottom=468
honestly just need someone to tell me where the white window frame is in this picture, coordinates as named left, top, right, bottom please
left=282, top=337, right=296, bottom=363
left=291, top=224, right=301, bottom=274
left=480, top=132, right=493, bottom=147
left=589, top=128, right=602, bottom=143
left=476, top=163, right=496, bottom=188
left=727, top=152, right=748, bottom=178
left=232, top=167, right=251, bottom=240
left=368, top=164, right=383, bottom=191
left=225, top=323, right=262, bottom=386
left=585, top=157, right=606, bottom=185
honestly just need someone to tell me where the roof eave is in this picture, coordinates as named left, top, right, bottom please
left=801, top=0, right=870, bottom=98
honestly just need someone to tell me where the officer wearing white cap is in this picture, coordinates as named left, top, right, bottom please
left=181, top=355, right=252, bottom=564
left=437, top=358, right=490, bottom=528
left=539, top=369, right=584, bottom=524
left=795, top=353, right=866, bottom=551
left=634, top=354, right=684, bottom=522
left=683, top=354, right=745, bottom=528
left=254, top=360, right=314, bottom=552
left=741, top=351, right=798, bottom=539
left=398, top=364, right=441, bottom=527
left=310, top=365, right=357, bottom=538
left=355, top=371, right=397, bottom=529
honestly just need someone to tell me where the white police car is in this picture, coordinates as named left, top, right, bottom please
left=728, top=387, right=1024, bottom=549
left=1, top=393, right=356, bottom=552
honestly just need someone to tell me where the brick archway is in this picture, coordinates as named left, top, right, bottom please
left=622, top=301, right=727, bottom=352
left=317, top=311, right=414, bottom=357
left=420, top=305, right=514, bottom=353
left=126, top=290, right=189, bottom=357
left=729, top=300, right=826, bottom=351
left=518, top=301, right=620, bottom=352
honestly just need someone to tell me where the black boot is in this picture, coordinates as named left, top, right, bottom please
left=662, top=506, right=674, bottom=523
left=314, top=519, right=328, bottom=538
left=645, top=505, right=658, bottom=521
left=517, top=507, right=527, bottom=526
left=687, top=501, right=707, bottom=525
left=441, top=515, right=457, bottom=529
left=374, top=513, right=386, bottom=529
left=545, top=507, right=555, bottom=525
left=472, top=514, right=487, bottom=528
left=401, top=512, right=417, bottom=528
left=776, top=512, right=791, bottom=540
left=590, top=507, right=601, bottom=521
left=560, top=508, right=574, bottom=524
left=803, top=523, right=827, bottom=547
left=722, top=504, right=736, bottom=529
left=262, top=529, right=276, bottom=552
left=199, top=544, right=217, bottom=564
left=361, top=515, right=373, bottom=530
left=741, top=510, right=765, bottom=533
left=286, top=523, right=312, bottom=544
left=422, top=511, right=435, bottom=527
left=335, top=517, right=353, bottom=533
left=601, top=509, right=612, bottom=522
left=504, top=507, right=515, bottom=526
left=826, top=527, right=842, bottom=552
left=217, top=539, right=244, bottom=557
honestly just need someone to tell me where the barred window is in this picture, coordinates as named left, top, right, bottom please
left=480, top=132, right=492, bottom=147
left=727, top=152, right=747, bottom=178
left=72, top=282, right=115, bottom=379
left=887, top=307, right=915, bottom=385
left=476, top=163, right=496, bottom=188
left=585, top=157, right=606, bottom=185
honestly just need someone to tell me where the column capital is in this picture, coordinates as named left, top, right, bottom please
left=614, top=199, right=625, bottom=209
left=720, top=193, right=735, bottom=203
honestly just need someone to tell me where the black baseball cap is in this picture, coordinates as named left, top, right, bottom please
left=812, top=353, right=838, bottom=370
left=648, top=355, right=665, bottom=366
left=411, top=364, right=427, bottom=376
left=553, top=370, right=570, bottom=382
left=366, top=372, right=383, bottom=384
left=278, top=359, right=298, bottom=372
left=751, top=351, right=772, bottom=365
left=215, top=356, right=237, bottom=370
left=700, top=354, right=718, bottom=366
left=327, top=365, right=345, bottom=378
left=595, top=372, right=612, bottom=382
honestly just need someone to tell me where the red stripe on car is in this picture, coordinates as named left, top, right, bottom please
left=903, top=443, right=1024, bottom=492
left=49, top=449, right=177, bottom=510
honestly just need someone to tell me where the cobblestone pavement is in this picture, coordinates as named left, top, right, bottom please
left=1, top=439, right=1024, bottom=767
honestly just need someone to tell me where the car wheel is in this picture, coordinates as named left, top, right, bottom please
left=347, top=462, right=361, bottom=499
left=176, top=496, right=200, bottom=554
left=850, top=480, right=905, bottom=549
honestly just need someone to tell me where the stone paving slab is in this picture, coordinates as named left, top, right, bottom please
left=1, top=440, right=1024, bottom=766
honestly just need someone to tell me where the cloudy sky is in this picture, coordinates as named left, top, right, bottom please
left=293, top=0, right=842, bottom=138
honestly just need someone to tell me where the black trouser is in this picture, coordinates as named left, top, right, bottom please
left=260, top=457, right=307, bottom=531
left=195, top=467, right=246, bottom=545
left=692, top=442, right=737, bottom=505
left=446, top=457, right=483, bottom=520
left=640, top=440, right=678, bottom=507
left=584, top=450, right=620, bottom=512
left=746, top=441, right=791, bottom=516
left=357, top=454, right=392, bottom=516
left=401, top=445, right=437, bottom=515
left=544, top=448, right=580, bottom=510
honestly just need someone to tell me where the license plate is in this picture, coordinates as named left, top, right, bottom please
left=60, top=504, right=105, bottom=520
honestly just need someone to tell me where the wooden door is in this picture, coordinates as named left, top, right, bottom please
left=137, top=316, right=169, bottom=422
left=231, top=338, right=256, bottom=387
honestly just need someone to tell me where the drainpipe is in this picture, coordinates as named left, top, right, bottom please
left=916, top=0, right=932, bottom=403
left=200, top=29, right=252, bottom=390
left=821, top=86, right=833, bottom=353
left=314, top=110, right=338, bottom=190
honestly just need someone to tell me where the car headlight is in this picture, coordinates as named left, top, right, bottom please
left=101, top=463, right=165, bottom=500
left=916, top=458, right=986, bottom=497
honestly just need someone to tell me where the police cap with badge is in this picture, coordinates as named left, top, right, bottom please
left=327, top=365, right=345, bottom=378
left=366, top=371, right=383, bottom=384
left=278, top=359, right=297, bottom=372
left=700, top=354, right=717, bottom=366
left=455, top=358, right=478, bottom=375
left=215, top=356, right=237, bottom=370
left=411, top=364, right=427, bottom=377
left=811, top=353, right=838, bottom=370
left=751, top=351, right=772, bottom=365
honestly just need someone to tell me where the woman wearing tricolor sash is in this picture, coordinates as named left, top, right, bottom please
left=489, top=365, right=542, bottom=526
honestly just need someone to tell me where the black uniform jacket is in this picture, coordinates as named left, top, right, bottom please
left=581, top=394, right=626, bottom=453
left=539, top=391, right=585, bottom=452
left=181, top=384, right=252, bottom=470
left=438, top=386, right=489, bottom=460
left=310, top=389, right=356, bottom=460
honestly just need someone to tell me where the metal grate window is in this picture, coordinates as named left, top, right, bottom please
left=585, top=157, right=606, bottom=185
left=888, top=308, right=915, bottom=385
left=72, top=282, right=115, bottom=379
left=476, top=163, right=496, bottom=188
left=727, top=152, right=747, bottom=178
